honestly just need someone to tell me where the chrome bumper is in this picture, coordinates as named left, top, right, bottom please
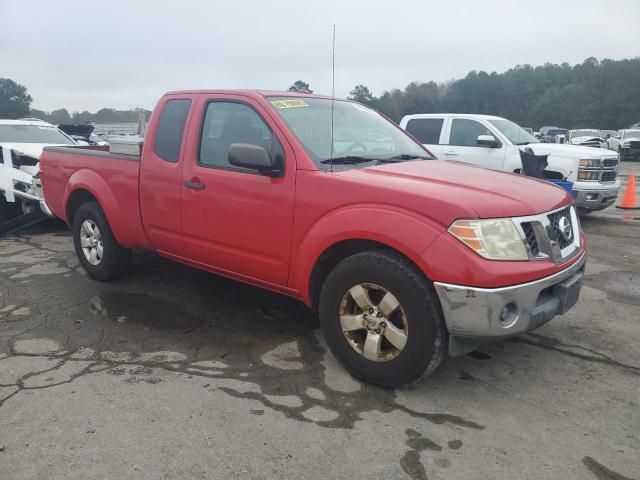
left=574, top=187, right=619, bottom=211
left=434, top=253, right=586, bottom=356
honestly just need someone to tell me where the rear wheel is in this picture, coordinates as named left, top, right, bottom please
left=318, top=250, right=447, bottom=388
left=72, top=201, right=131, bottom=281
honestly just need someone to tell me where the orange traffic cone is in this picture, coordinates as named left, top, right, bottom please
left=616, top=173, right=638, bottom=209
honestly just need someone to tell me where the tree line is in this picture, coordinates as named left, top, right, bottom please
left=347, top=57, right=640, bottom=129
left=1, top=56, right=639, bottom=129
left=0, top=78, right=150, bottom=124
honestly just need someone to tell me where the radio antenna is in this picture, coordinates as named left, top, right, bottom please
left=329, top=24, right=336, bottom=172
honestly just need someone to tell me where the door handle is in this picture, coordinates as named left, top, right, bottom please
left=184, top=179, right=205, bottom=190
left=443, top=150, right=458, bottom=156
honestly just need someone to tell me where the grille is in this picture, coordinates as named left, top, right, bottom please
left=521, top=222, right=539, bottom=256
left=601, top=171, right=617, bottom=182
left=547, top=208, right=573, bottom=249
left=629, top=141, right=640, bottom=150
left=602, top=158, right=618, bottom=168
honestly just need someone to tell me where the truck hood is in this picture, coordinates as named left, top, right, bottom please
left=527, top=142, right=615, bottom=158
left=569, top=136, right=604, bottom=144
left=344, top=160, right=571, bottom=222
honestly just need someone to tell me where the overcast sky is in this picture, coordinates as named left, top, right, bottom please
left=2, top=0, right=639, bottom=112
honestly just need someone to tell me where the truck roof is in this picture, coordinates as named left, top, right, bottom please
left=401, top=113, right=506, bottom=121
left=163, top=89, right=338, bottom=101
left=0, top=118, right=55, bottom=127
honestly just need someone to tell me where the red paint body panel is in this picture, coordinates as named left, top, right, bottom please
left=41, top=90, right=585, bottom=306
left=41, top=149, right=149, bottom=248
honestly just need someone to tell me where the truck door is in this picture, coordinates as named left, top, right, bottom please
left=403, top=117, right=446, bottom=158
left=443, top=118, right=506, bottom=170
left=139, top=96, right=194, bottom=256
left=180, top=95, right=295, bottom=286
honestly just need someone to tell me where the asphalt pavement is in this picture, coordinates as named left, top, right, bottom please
left=0, top=205, right=638, bottom=479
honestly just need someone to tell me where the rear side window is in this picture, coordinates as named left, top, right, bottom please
left=153, top=99, right=191, bottom=162
left=449, top=119, right=492, bottom=147
left=405, top=118, right=444, bottom=144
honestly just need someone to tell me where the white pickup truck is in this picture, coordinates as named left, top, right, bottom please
left=0, top=118, right=77, bottom=221
left=399, top=114, right=620, bottom=212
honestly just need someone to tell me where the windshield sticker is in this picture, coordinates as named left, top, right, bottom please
left=271, top=99, right=309, bottom=109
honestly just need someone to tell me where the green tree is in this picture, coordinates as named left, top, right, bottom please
left=0, top=78, right=32, bottom=119
left=348, top=85, right=374, bottom=105
left=49, top=108, right=72, bottom=124
left=288, top=80, right=313, bottom=93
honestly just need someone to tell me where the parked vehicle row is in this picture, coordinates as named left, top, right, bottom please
left=400, top=113, right=620, bottom=212
left=40, top=90, right=586, bottom=387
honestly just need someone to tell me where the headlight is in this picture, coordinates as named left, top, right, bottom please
left=448, top=219, right=528, bottom=260
left=577, top=171, right=599, bottom=181
left=579, top=158, right=600, bottom=168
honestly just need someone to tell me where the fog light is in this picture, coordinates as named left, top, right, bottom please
left=585, top=193, right=597, bottom=200
left=499, top=302, right=518, bottom=327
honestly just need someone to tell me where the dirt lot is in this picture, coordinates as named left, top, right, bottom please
left=0, top=211, right=638, bottom=479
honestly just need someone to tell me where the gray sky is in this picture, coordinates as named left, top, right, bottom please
left=2, top=0, right=639, bottom=112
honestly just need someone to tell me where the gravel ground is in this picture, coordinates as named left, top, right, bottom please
left=0, top=213, right=638, bottom=480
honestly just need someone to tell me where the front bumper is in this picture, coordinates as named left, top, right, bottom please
left=574, top=186, right=620, bottom=211
left=434, top=252, right=586, bottom=356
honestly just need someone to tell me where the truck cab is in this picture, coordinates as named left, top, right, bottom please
left=399, top=113, right=621, bottom=212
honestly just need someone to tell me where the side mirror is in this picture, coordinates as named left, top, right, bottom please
left=477, top=134, right=500, bottom=148
left=228, top=143, right=279, bottom=175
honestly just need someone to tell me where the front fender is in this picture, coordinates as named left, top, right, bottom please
left=291, top=204, right=446, bottom=304
left=64, top=169, right=133, bottom=246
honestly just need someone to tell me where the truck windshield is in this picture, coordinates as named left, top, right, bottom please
left=0, top=125, right=75, bottom=144
left=488, top=119, right=539, bottom=146
left=268, top=97, right=432, bottom=168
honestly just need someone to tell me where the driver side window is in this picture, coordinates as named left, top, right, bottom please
left=199, top=101, right=283, bottom=171
left=449, top=119, right=492, bottom=147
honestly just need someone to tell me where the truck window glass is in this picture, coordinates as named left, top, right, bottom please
left=199, top=102, right=279, bottom=169
left=405, top=118, right=444, bottom=144
left=153, top=99, right=191, bottom=163
left=449, top=119, right=492, bottom=147
left=268, top=96, right=431, bottom=169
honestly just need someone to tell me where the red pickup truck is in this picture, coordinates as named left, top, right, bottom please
left=41, top=90, right=586, bottom=387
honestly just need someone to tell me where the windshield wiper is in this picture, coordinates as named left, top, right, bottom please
left=320, top=156, right=378, bottom=165
left=384, top=153, right=431, bottom=161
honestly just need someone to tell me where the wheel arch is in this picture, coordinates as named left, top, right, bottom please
left=307, top=238, right=428, bottom=310
left=63, top=169, right=132, bottom=246
left=294, top=205, right=444, bottom=308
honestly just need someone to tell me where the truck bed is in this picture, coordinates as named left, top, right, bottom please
left=41, top=145, right=148, bottom=248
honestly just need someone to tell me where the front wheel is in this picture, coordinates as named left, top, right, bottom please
left=72, top=201, right=131, bottom=281
left=318, top=250, right=447, bottom=388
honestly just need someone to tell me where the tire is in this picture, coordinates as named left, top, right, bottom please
left=72, top=201, right=131, bottom=281
left=0, top=197, right=23, bottom=223
left=318, top=250, right=447, bottom=388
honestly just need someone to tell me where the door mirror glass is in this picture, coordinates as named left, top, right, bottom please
left=228, top=143, right=277, bottom=174
left=477, top=134, right=500, bottom=148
